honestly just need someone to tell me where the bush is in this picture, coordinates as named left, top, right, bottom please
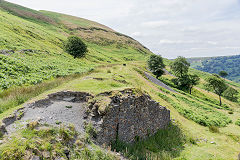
left=209, top=126, right=220, bottom=133
left=223, top=87, right=239, bottom=102
left=64, top=36, right=87, bottom=58
left=85, top=123, right=97, bottom=138
left=228, top=111, right=234, bottom=114
left=235, top=119, right=240, bottom=126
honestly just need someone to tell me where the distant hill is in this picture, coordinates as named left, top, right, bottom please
left=188, top=54, right=240, bottom=83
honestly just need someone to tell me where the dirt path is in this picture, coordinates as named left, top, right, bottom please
left=5, top=92, right=90, bottom=134
left=144, top=72, right=177, bottom=93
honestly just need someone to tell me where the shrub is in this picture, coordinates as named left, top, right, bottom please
left=228, top=111, right=234, bottom=114
left=209, top=126, right=220, bottom=133
left=219, top=71, right=228, bottom=78
left=64, top=36, right=87, bottom=58
left=59, top=127, right=73, bottom=142
left=27, top=121, right=39, bottom=129
left=235, top=119, right=240, bottom=126
left=85, top=123, right=97, bottom=138
left=223, top=87, right=239, bottom=102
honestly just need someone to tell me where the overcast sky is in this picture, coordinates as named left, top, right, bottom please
left=7, top=0, right=240, bottom=58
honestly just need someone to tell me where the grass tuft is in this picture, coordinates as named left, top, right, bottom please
left=209, top=126, right=220, bottom=133
left=111, top=123, right=186, bottom=160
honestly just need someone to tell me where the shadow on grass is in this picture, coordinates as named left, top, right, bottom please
left=111, top=122, right=186, bottom=160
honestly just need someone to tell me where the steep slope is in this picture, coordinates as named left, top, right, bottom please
left=0, top=0, right=56, bottom=24
left=0, top=0, right=151, bottom=92
left=0, top=1, right=240, bottom=160
left=41, top=11, right=149, bottom=54
left=188, top=54, right=240, bottom=83
left=0, top=0, right=149, bottom=54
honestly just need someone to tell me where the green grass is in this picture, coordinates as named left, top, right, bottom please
left=111, top=123, right=187, bottom=160
left=0, top=1, right=240, bottom=159
left=0, top=63, right=240, bottom=159
left=0, top=3, right=148, bottom=95
left=0, top=125, right=117, bottom=160
left=0, top=71, right=93, bottom=114
left=158, top=92, right=231, bottom=127
left=235, top=119, right=240, bottom=126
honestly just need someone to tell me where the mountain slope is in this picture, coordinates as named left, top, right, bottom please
left=0, top=0, right=149, bottom=54
left=0, top=0, right=151, bottom=92
left=0, top=1, right=240, bottom=160
left=188, top=55, right=240, bottom=83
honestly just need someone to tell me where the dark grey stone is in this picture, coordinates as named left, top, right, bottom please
left=92, top=90, right=170, bottom=145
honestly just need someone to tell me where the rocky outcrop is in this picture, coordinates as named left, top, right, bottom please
left=87, top=89, right=171, bottom=145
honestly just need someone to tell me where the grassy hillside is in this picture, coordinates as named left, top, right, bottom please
left=0, top=0, right=150, bottom=92
left=1, top=64, right=239, bottom=159
left=188, top=55, right=240, bottom=83
left=0, top=1, right=240, bottom=160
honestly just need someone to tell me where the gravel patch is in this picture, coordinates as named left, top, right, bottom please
left=5, top=93, right=89, bottom=134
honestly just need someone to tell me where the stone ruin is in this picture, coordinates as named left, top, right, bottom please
left=86, top=89, right=170, bottom=144
left=0, top=89, right=170, bottom=145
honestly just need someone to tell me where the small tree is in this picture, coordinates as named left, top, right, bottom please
left=223, top=87, right=239, bottom=102
left=219, top=71, right=228, bottom=78
left=206, top=75, right=228, bottom=106
left=188, top=74, right=200, bottom=94
left=170, top=56, right=190, bottom=78
left=64, top=36, right=87, bottom=58
left=172, top=75, right=189, bottom=91
left=172, top=74, right=199, bottom=94
left=148, top=54, right=165, bottom=78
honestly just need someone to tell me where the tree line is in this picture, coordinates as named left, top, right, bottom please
left=148, top=55, right=239, bottom=106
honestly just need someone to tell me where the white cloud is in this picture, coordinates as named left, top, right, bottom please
left=207, top=41, right=218, bottom=45
left=131, top=32, right=142, bottom=37
left=159, top=39, right=197, bottom=44
left=141, top=20, right=169, bottom=28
